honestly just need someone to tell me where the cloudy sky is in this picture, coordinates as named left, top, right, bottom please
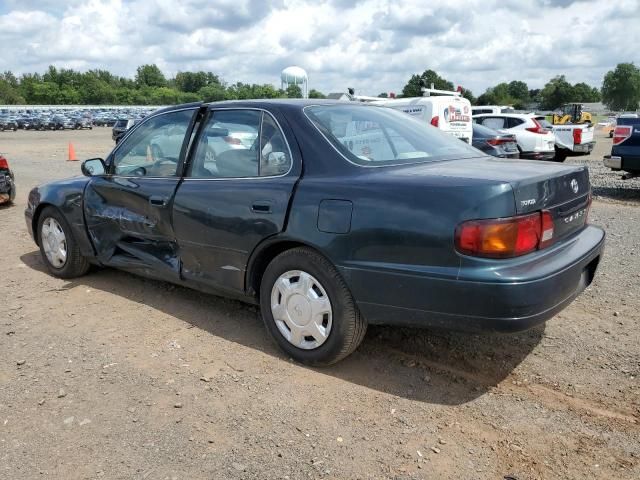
left=0, top=0, right=637, bottom=96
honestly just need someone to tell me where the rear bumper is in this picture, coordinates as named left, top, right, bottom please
left=343, top=225, right=605, bottom=333
left=520, top=151, right=555, bottom=161
left=605, top=154, right=640, bottom=172
left=572, top=141, right=595, bottom=154
left=603, top=155, right=621, bottom=170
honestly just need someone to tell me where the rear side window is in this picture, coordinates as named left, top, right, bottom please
left=188, top=109, right=291, bottom=178
left=305, top=104, right=478, bottom=166
left=507, top=117, right=525, bottom=128
left=479, top=117, right=505, bottom=130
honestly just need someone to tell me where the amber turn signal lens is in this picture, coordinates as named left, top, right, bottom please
left=455, top=212, right=554, bottom=258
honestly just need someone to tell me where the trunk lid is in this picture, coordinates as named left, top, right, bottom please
left=389, top=156, right=591, bottom=240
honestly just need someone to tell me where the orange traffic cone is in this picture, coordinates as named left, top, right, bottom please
left=146, top=145, right=153, bottom=163
left=67, top=143, right=78, bottom=162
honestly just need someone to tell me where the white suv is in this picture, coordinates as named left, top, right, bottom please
left=473, top=113, right=556, bottom=161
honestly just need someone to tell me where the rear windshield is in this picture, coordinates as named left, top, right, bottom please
left=535, top=117, right=554, bottom=129
left=305, top=104, right=478, bottom=166
left=472, top=122, right=501, bottom=137
left=114, top=119, right=128, bottom=127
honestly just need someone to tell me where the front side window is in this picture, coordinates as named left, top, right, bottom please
left=305, top=104, right=478, bottom=167
left=189, top=109, right=291, bottom=178
left=112, top=109, right=194, bottom=177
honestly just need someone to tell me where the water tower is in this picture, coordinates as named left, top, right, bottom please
left=281, top=66, right=308, bottom=98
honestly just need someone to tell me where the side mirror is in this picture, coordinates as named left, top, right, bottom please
left=81, top=158, right=106, bottom=177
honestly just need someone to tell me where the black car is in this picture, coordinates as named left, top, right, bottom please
left=0, top=154, right=15, bottom=204
left=16, top=116, right=31, bottom=129
left=26, top=117, right=46, bottom=131
left=472, top=123, right=519, bottom=158
left=25, top=100, right=604, bottom=365
left=0, top=116, right=18, bottom=131
left=74, top=117, right=93, bottom=129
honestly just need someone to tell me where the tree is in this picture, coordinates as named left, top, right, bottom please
left=309, top=89, right=326, bottom=99
left=377, top=92, right=388, bottom=98
left=507, top=81, right=529, bottom=102
left=572, top=82, right=601, bottom=102
left=135, top=64, right=166, bottom=88
left=460, top=87, right=475, bottom=104
left=476, top=83, right=516, bottom=106
left=198, top=83, right=227, bottom=102
left=175, top=71, right=221, bottom=93
left=602, top=63, right=640, bottom=111
left=0, top=78, right=24, bottom=104
left=401, top=70, right=454, bottom=97
left=286, top=84, right=303, bottom=98
left=539, top=75, right=574, bottom=110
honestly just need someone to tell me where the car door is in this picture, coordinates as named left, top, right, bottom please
left=172, top=107, right=300, bottom=294
left=84, top=107, right=198, bottom=280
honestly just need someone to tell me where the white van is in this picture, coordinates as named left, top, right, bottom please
left=372, top=94, right=473, bottom=144
left=471, top=105, right=515, bottom=116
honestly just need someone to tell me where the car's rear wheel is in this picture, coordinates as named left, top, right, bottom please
left=259, top=247, right=367, bottom=366
left=37, top=206, right=90, bottom=279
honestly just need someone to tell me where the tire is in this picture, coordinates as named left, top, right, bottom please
left=554, top=147, right=568, bottom=162
left=37, top=206, right=90, bottom=279
left=259, top=247, right=367, bottom=366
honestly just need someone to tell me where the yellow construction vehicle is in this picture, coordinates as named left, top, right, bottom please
left=551, top=103, right=593, bottom=125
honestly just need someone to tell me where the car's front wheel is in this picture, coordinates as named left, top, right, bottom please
left=37, top=206, right=90, bottom=279
left=260, top=247, right=367, bottom=366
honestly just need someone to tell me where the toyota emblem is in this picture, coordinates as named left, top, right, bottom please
left=570, top=179, right=579, bottom=194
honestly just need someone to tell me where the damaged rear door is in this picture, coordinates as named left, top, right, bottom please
left=84, top=107, right=198, bottom=279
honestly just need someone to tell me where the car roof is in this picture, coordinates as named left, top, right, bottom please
left=473, top=113, right=534, bottom=119
left=152, top=99, right=379, bottom=117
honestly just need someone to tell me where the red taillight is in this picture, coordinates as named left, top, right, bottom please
left=224, top=136, right=242, bottom=145
left=573, top=128, right=582, bottom=145
left=486, top=138, right=509, bottom=146
left=0, top=156, right=8, bottom=169
left=430, top=116, right=439, bottom=127
left=613, top=126, right=632, bottom=145
left=525, top=118, right=550, bottom=135
left=455, top=211, right=555, bottom=258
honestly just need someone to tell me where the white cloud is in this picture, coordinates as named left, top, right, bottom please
left=0, top=0, right=637, bottom=96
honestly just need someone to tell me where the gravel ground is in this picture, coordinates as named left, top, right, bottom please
left=0, top=127, right=638, bottom=480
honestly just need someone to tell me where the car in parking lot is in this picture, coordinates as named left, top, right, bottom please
left=603, top=116, right=640, bottom=177
left=73, top=117, right=93, bottom=129
left=0, top=116, right=18, bottom=131
left=471, top=123, right=519, bottom=158
left=112, top=118, right=139, bottom=142
left=0, top=153, right=15, bottom=204
left=473, top=113, right=556, bottom=160
left=373, top=93, right=473, bottom=144
left=25, top=100, right=604, bottom=365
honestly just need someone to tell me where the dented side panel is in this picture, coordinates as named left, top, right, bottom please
left=84, top=176, right=182, bottom=278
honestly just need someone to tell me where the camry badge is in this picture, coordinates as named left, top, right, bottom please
left=570, top=179, right=579, bottom=194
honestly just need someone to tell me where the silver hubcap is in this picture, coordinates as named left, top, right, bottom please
left=41, top=217, right=67, bottom=268
left=270, top=270, right=332, bottom=350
